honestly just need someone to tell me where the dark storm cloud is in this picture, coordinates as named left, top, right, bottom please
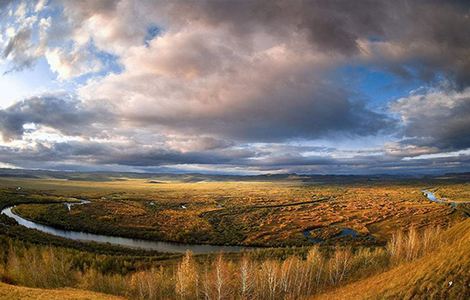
left=5, top=0, right=470, bottom=87
left=168, top=0, right=386, bottom=55
left=1, top=0, right=469, bottom=174
left=75, top=0, right=469, bottom=144
left=168, top=0, right=470, bottom=86
left=0, top=141, right=117, bottom=171
left=98, top=148, right=254, bottom=167
left=127, top=80, right=394, bottom=142
left=245, top=151, right=470, bottom=175
left=0, top=95, right=112, bottom=141
left=370, top=0, right=470, bottom=89
left=391, top=89, right=470, bottom=153
left=2, top=139, right=469, bottom=175
left=0, top=140, right=255, bottom=169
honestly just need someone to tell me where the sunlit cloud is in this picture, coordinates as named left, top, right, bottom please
left=0, top=0, right=469, bottom=174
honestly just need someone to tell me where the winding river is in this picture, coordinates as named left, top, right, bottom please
left=2, top=189, right=465, bottom=254
left=1, top=203, right=252, bottom=254
left=422, top=189, right=470, bottom=207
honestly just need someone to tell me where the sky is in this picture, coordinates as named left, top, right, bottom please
left=0, top=0, right=469, bottom=175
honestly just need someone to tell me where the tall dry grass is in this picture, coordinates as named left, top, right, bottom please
left=387, top=226, right=443, bottom=265
left=4, top=244, right=76, bottom=288
left=0, top=225, right=447, bottom=299
left=80, top=268, right=128, bottom=296
left=129, top=268, right=174, bottom=299
left=175, top=251, right=198, bottom=299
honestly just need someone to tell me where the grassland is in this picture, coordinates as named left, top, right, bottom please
left=0, top=282, right=123, bottom=300
left=0, top=173, right=469, bottom=299
left=5, top=177, right=465, bottom=247
left=432, top=183, right=470, bottom=202
left=1, top=217, right=467, bottom=299
left=314, top=218, right=470, bottom=299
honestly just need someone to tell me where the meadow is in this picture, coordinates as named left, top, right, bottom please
left=3, top=177, right=466, bottom=248
left=0, top=173, right=469, bottom=299
left=432, top=183, right=470, bottom=202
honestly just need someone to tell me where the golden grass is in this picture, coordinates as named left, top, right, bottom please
left=1, top=222, right=465, bottom=299
left=5, top=177, right=463, bottom=247
left=0, top=282, right=124, bottom=300
left=3, top=225, right=442, bottom=298
left=1, top=176, right=468, bottom=299
left=433, top=183, right=470, bottom=202
left=313, top=218, right=470, bottom=299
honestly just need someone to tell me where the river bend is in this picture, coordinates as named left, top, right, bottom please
left=1, top=203, right=251, bottom=254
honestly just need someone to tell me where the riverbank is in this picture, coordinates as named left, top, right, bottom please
left=2, top=204, right=253, bottom=254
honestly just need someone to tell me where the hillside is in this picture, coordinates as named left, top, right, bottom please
left=314, top=218, right=470, bottom=299
left=0, top=282, right=123, bottom=300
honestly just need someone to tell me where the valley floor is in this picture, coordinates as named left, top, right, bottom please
left=0, top=174, right=468, bottom=299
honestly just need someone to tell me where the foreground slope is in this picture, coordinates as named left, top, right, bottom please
left=0, top=282, right=123, bottom=300
left=315, top=218, right=470, bottom=299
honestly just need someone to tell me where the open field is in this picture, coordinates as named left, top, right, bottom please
left=2, top=176, right=466, bottom=247
left=0, top=173, right=469, bottom=299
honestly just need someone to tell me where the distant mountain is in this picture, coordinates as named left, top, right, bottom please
left=0, top=168, right=469, bottom=184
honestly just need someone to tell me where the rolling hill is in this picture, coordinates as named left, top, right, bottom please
left=314, top=218, right=470, bottom=299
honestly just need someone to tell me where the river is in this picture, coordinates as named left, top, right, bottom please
left=2, top=190, right=464, bottom=253
left=422, top=189, right=470, bottom=208
left=1, top=203, right=252, bottom=254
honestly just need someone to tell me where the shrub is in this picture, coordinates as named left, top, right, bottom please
left=79, top=268, right=128, bottom=296
left=175, top=251, right=198, bottom=299
left=5, top=245, right=76, bottom=288
left=0, top=224, right=449, bottom=299
left=387, top=226, right=443, bottom=265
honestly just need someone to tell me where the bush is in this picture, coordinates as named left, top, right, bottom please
left=0, top=224, right=448, bottom=299
left=387, top=226, right=443, bottom=265
left=5, top=245, right=76, bottom=288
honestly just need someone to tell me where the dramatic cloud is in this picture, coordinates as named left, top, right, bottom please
left=391, top=87, right=470, bottom=152
left=80, top=35, right=392, bottom=141
left=0, top=94, right=112, bottom=141
left=1, top=138, right=469, bottom=175
left=140, top=0, right=470, bottom=86
left=163, top=0, right=387, bottom=54
left=0, top=0, right=469, bottom=174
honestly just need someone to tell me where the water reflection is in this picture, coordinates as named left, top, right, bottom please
left=1, top=205, right=252, bottom=254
